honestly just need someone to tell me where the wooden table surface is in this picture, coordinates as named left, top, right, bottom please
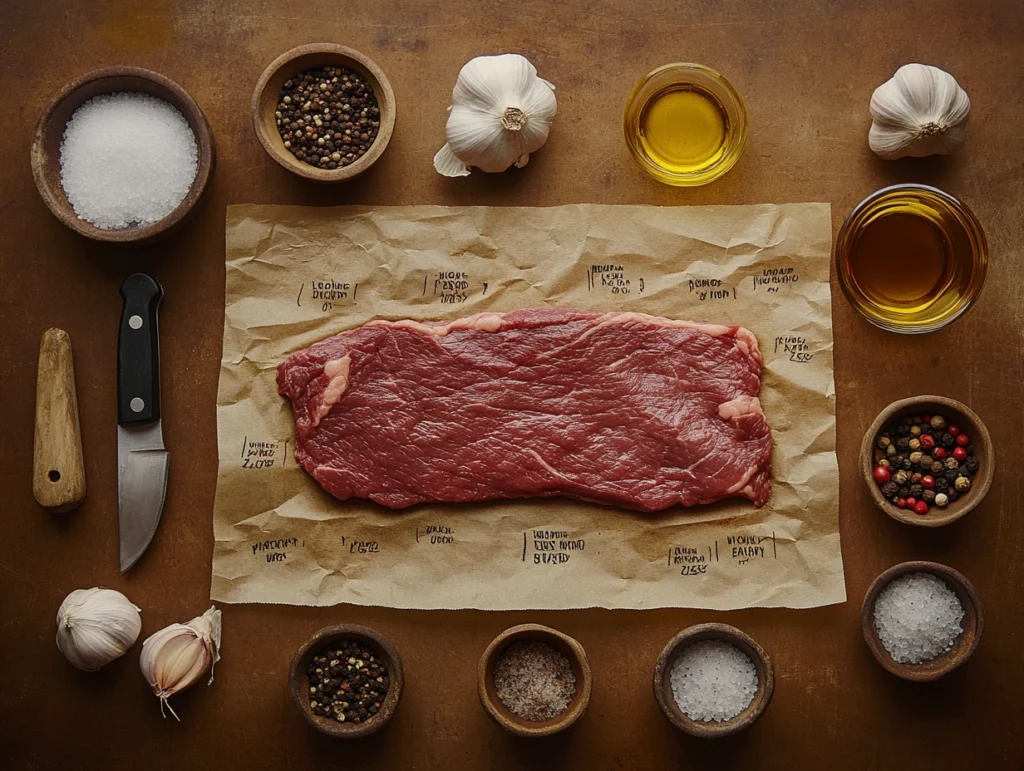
left=2, top=1, right=1022, bottom=768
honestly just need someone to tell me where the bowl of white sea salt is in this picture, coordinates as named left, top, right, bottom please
left=653, top=623, right=774, bottom=738
left=862, top=561, right=983, bottom=682
left=31, top=66, right=215, bottom=245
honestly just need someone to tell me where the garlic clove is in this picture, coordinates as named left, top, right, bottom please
left=869, top=63, right=970, bottom=160
left=55, top=587, right=142, bottom=671
left=433, top=143, right=471, bottom=177
left=140, top=606, right=222, bottom=720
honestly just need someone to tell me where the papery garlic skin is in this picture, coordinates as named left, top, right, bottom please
left=869, top=64, right=970, bottom=160
left=434, top=53, right=557, bottom=176
left=56, top=588, right=142, bottom=671
left=140, top=606, right=222, bottom=720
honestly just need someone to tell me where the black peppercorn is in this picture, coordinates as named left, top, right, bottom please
left=964, top=456, right=979, bottom=474
left=941, top=432, right=955, bottom=447
left=944, top=468, right=959, bottom=482
left=899, top=485, right=910, bottom=497
left=902, top=459, right=913, bottom=470
left=909, top=483, right=924, bottom=498
left=896, top=437, right=911, bottom=451
left=947, top=490, right=959, bottom=502
left=881, top=481, right=898, bottom=497
left=922, top=489, right=936, bottom=503
left=896, top=424, right=910, bottom=437
left=934, top=477, right=949, bottom=493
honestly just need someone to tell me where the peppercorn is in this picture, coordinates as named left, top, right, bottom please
left=886, top=444, right=897, bottom=457
left=921, top=475, right=935, bottom=489
left=896, top=497, right=907, bottom=509
left=873, top=466, right=891, bottom=484
left=933, top=447, right=947, bottom=461
left=909, top=451, right=923, bottom=465
left=913, top=500, right=929, bottom=515
left=910, top=424, right=922, bottom=436
left=920, top=434, right=935, bottom=450
left=947, top=490, right=959, bottom=502
left=956, top=433, right=970, bottom=447
left=930, top=461, right=944, bottom=474
left=893, top=469, right=910, bottom=486
left=908, top=438, right=921, bottom=451
left=944, top=468, right=959, bottom=482
left=896, top=424, right=910, bottom=437
left=948, top=424, right=961, bottom=437
left=877, top=436, right=891, bottom=449
left=881, top=481, right=898, bottom=497
left=955, top=476, right=971, bottom=492
left=944, top=457, right=959, bottom=470
left=934, top=477, right=949, bottom=493
left=905, top=496, right=917, bottom=506
left=878, top=458, right=891, bottom=468
left=896, top=437, right=911, bottom=451
left=930, top=415, right=946, bottom=430
left=919, top=455, right=933, bottom=470
left=922, top=489, right=936, bottom=503
left=934, top=492, right=949, bottom=507
left=964, top=456, right=979, bottom=474
left=306, top=639, right=390, bottom=723
left=902, top=458, right=912, bottom=470
left=899, top=485, right=910, bottom=497
left=953, top=446, right=967, bottom=461
left=911, top=472, right=923, bottom=483
left=909, top=483, right=924, bottom=498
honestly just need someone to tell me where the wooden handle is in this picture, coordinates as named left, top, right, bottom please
left=33, top=328, right=86, bottom=512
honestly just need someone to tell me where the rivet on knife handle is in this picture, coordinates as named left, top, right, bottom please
left=118, top=273, right=163, bottom=425
left=33, top=328, right=86, bottom=512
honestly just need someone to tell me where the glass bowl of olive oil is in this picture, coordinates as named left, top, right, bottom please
left=623, top=63, right=748, bottom=187
left=836, top=184, right=988, bottom=334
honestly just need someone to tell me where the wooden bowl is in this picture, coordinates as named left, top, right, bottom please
left=30, top=66, right=215, bottom=245
left=478, top=624, right=592, bottom=738
left=862, top=561, right=983, bottom=682
left=860, top=395, right=994, bottom=527
left=252, top=43, right=396, bottom=183
left=653, top=623, right=774, bottom=739
left=288, top=624, right=403, bottom=739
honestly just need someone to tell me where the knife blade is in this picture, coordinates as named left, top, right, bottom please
left=117, top=273, right=169, bottom=573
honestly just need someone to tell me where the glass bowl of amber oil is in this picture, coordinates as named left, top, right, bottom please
left=623, top=63, right=748, bottom=187
left=836, top=184, right=988, bottom=334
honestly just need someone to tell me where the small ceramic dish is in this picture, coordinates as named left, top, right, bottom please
left=862, top=561, right=983, bottom=681
left=478, top=623, right=592, bottom=738
left=288, top=624, right=403, bottom=739
left=252, top=43, right=396, bottom=183
left=31, top=66, right=215, bottom=245
left=653, top=623, right=774, bottom=739
left=861, top=395, right=993, bottom=527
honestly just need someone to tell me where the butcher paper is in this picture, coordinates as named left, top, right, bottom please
left=212, top=203, right=845, bottom=610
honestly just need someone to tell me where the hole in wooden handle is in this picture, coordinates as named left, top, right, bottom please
left=48, top=469, right=61, bottom=482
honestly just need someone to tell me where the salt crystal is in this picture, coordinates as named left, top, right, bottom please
left=874, top=572, right=964, bottom=664
left=59, top=92, right=198, bottom=230
left=670, top=639, right=758, bottom=723
left=493, top=640, right=577, bottom=722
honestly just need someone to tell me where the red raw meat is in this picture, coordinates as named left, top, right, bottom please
left=277, top=308, right=772, bottom=512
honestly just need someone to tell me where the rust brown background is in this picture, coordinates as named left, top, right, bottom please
left=1, top=1, right=1022, bottom=768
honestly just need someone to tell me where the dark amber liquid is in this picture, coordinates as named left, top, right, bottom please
left=849, top=212, right=953, bottom=308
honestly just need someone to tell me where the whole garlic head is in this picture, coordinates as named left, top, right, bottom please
left=869, top=64, right=970, bottom=160
left=56, top=587, right=142, bottom=671
left=434, top=53, right=557, bottom=177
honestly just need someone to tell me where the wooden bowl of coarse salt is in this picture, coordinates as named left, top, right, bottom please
left=653, top=623, right=774, bottom=738
left=31, top=66, right=215, bottom=245
left=478, top=624, right=592, bottom=738
left=862, top=561, right=983, bottom=682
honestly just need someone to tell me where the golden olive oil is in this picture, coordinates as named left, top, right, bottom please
left=638, top=86, right=728, bottom=175
left=837, top=186, right=988, bottom=333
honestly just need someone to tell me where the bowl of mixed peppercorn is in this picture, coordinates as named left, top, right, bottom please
left=289, top=624, right=403, bottom=738
left=252, top=43, right=396, bottom=182
left=860, top=395, right=994, bottom=527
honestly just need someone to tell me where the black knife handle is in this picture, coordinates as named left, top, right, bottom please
left=118, top=273, right=163, bottom=426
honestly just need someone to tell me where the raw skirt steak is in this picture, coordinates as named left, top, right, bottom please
left=277, top=309, right=772, bottom=512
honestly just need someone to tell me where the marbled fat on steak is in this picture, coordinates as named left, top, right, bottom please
left=277, top=308, right=772, bottom=512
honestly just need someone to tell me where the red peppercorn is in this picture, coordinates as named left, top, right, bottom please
left=897, top=498, right=907, bottom=509
left=953, top=446, right=967, bottom=461
left=922, top=414, right=931, bottom=423
left=872, top=466, right=891, bottom=484
left=921, top=475, right=935, bottom=489
left=934, top=447, right=947, bottom=460
left=956, top=433, right=970, bottom=447
left=906, top=497, right=917, bottom=507
left=919, top=434, right=935, bottom=450
left=948, top=424, right=961, bottom=437
left=913, top=500, right=929, bottom=515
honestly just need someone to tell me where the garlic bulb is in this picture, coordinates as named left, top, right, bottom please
left=56, top=587, right=142, bottom=671
left=434, top=53, right=557, bottom=177
left=869, top=64, right=970, bottom=160
left=140, top=606, right=222, bottom=720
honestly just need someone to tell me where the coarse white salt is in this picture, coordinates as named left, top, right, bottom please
left=59, top=92, right=198, bottom=230
left=670, top=639, right=758, bottom=723
left=874, top=572, right=964, bottom=664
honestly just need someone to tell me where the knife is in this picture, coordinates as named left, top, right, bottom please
left=117, top=273, right=169, bottom=573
